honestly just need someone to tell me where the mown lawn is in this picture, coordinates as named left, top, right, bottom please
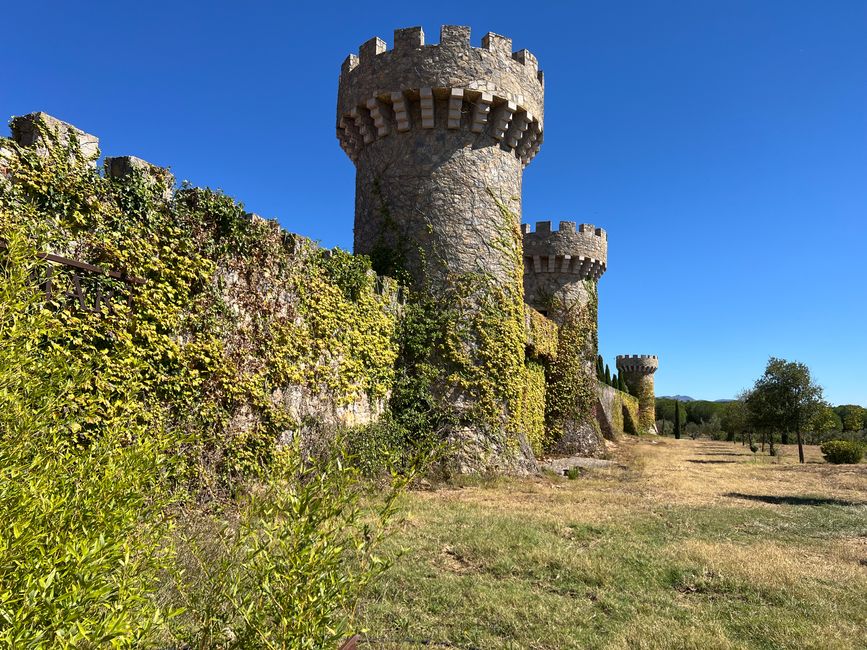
left=356, top=438, right=867, bottom=649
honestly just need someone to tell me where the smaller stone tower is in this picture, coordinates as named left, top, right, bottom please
left=522, top=221, right=606, bottom=321
left=522, top=221, right=608, bottom=455
left=616, top=355, right=659, bottom=433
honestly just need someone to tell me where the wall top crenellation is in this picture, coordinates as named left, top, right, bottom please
left=9, top=112, right=100, bottom=165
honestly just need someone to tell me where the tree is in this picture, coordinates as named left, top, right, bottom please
left=596, top=355, right=604, bottom=381
left=685, top=400, right=722, bottom=426
left=673, top=400, right=682, bottom=439
left=837, top=405, right=866, bottom=433
left=808, top=403, right=842, bottom=445
left=604, top=364, right=611, bottom=385
left=721, top=397, right=748, bottom=443
left=747, top=357, right=824, bottom=464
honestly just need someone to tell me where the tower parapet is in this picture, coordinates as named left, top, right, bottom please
left=522, top=220, right=607, bottom=282
left=616, top=355, right=659, bottom=433
left=522, top=221, right=606, bottom=320
left=337, top=25, right=543, bottom=167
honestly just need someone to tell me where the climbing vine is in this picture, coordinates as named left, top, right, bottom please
left=0, top=129, right=398, bottom=481
left=544, top=280, right=600, bottom=445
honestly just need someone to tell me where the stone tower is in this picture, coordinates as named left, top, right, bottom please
left=523, top=221, right=608, bottom=454
left=336, top=26, right=545, bottom=471
left=522, top=221, right=607, bottom=323
left=616, top=355, right=659, bottom=433
left=336, top=25, right=543, bottom=287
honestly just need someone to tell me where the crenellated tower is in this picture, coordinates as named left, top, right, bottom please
left=522, top=220, right=608, bottom=455
left=335, top=25, right=547, bottom=471
left=336, top=25, right=543, bottom=287
left=522, top=221, right=607, bottom=322
left=616, top=355, right=659, bottom=433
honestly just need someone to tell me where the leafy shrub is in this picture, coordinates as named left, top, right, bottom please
left=0, top=236, right=178, bottom=647
left=167, top=437, right=415, bottom=648
left=0, top=233, right=418, bottom=648
left=820, top=440, right=865, bottom=464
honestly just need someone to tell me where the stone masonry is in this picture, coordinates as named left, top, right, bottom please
left=336, top=25, right=543, bottom=287
left=522, top=220, right=607, bottom=321
left=616, top=355, right=659, bottom=433
left=4, top=25, right=659, bottom=475
left=10, top=112, right=100, bottom=165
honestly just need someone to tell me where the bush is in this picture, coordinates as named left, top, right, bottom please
left=0, top=238, right=178, bottom=647
left=167, top=437, right=415, bottom=648
left=820, top=440, right=865, bottom=464
left=0, top=234, right=419, bottom=648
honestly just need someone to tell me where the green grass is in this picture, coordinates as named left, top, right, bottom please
left=356, top=439, right=867, bottom=649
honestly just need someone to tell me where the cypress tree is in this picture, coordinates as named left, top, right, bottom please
left=604, top=364, right=611, bottom=385
left=611, top=372, right=618, bottom=388
left=596, top=355, right=604, bottom=380
left=674, top=400, right=682, bottom=439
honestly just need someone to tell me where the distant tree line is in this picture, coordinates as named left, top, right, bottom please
left=656, top=357, right=866, bottom=463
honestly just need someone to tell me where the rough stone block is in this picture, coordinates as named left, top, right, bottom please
left=10, top=112, right=99, bottom=165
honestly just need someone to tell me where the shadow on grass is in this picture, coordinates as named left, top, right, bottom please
left=687, top=460, right=738, bottom=464
left=698, top=452, right=745, bottom=457
left=724, top=492, right=864, bottom=507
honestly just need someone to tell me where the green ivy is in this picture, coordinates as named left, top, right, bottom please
left=545, top=281, right=600, bottom=446
left=0, top=130, right=398, bottom=483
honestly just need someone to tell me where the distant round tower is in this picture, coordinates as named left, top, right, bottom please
left=522, top=221, right=607, bottom=455
left=616, top=355, right=659, bottom=433
left=336, top=25, right=544, bottom=286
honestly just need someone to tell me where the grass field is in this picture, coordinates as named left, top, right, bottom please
left=356, top=438, right=867, bottom=649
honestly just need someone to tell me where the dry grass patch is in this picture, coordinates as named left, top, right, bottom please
left=358, top=438, right=867, bottom=649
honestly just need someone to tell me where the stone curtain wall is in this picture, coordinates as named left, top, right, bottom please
left=0, top=113, right=400, bottom=478
left=596, top=382, right=640, bottom=439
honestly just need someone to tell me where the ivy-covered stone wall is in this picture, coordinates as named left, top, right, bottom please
left=596, top=381, right=640, bottom=439
left=1, top=111, right=615, bottom=474
left=0, top=113, right=400, bottom=480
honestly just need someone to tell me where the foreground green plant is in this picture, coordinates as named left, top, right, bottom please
left=166, top=439, right=420, bottom=649
left=0, top=233, right=419, bottom=648
left=0, top=236, right=178, bottom=648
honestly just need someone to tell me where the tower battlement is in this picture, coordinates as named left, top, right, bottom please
left=522, top=221, right=607, bottom=282
left=336, top=25, right=544, bottom=165
left=615, top=355, right=659, bottom=375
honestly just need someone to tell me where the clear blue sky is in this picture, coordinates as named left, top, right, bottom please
left=4, top=1, right=866, bottom=405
